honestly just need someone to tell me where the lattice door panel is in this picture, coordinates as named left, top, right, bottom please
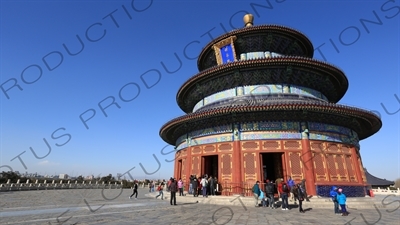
left=313, top=153, right=328, bottom=181
left=192, top=156, right=200, bottom=176
left=220, top=154, right=232, bottom=183
left=345, top=155, right=357, bottom=182
left=327, top=154, right=338, bottom=181
left=288, top=152, right=304, bottom=181
left=335, top=155, right=349, bottom=181
left=243, top=152, right=257, bottom=183
left=181, top=159, right=186, bottom=181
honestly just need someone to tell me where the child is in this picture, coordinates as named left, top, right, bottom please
left=259, top=190, right=266, bottom=207
left=336, top=188, right=348, bottom=216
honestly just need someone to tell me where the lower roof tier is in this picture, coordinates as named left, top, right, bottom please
left=160, top=101, right=381, bottom=145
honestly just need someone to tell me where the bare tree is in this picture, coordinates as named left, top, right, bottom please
left=394, top=178, right=400, bottom=188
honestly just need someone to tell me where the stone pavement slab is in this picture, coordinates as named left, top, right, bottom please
left=1, top=188, right=399, bottom=225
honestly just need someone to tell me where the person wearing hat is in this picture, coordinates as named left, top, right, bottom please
left=330, top=186, right=340, bottom=215
left=336, top=188, right=348, bottom=216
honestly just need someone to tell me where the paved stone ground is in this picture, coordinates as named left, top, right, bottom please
left=1, top=188, right=399, bottom=225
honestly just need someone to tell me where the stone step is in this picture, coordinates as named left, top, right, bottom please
left=148, top=192, right=396, bottom=209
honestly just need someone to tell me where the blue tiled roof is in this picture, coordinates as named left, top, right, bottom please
left=365, top=168, right=394, bottom=186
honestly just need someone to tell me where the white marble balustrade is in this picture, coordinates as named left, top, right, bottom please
left=371, top=187, right=400, bottom=196
left=0, top=179, right=124, bottom=191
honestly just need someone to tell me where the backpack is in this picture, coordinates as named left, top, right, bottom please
left=282, top=183, right=289, bottom=192
left=252, top=184, right=256, bottom=193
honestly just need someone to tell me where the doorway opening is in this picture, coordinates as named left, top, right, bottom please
left=202, top=155, right=218, bottom=178
left=177, top=159, right=182, bottom=179
left=260, top=153, right=283, bottom=182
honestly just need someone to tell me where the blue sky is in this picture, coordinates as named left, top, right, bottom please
left=0, top=0, right=399, bottom=181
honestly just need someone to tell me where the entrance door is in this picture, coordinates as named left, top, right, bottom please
left=260, top=153, right=283, bottom=182
left=202, top=155, right=218, bottom=178
left=177, top=159, right=182, bottom=179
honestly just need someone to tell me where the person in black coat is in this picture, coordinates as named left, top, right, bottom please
left=191, top=175, right=198, bottom=197
left=169, top=178, right=178, bottom=205
left=209, top=176, right=216, bottom=196
left=295, top=183, right=305, bottom=213
left=264, top=179, right=275, bottom=209
left=300, top=179, right=310, bottom=201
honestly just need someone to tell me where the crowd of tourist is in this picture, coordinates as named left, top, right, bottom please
left=132, top=175, right=349, bottom=216
left=251, top=177, right=348, bottom=216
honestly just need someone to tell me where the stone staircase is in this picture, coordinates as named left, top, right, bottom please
left=147, top=192, right=398, bottom=210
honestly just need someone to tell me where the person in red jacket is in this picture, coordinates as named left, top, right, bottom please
left=278, top=180, right=291, bottom=210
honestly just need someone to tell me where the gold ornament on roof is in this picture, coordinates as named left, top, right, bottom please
left=243, top=14, right=254, bottom=27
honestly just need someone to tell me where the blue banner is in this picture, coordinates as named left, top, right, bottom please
left=220, top=44, right=235, bottom=63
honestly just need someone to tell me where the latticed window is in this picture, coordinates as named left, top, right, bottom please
left=219, top=144, right=232, bottom=151
left=311, top=142, right=322, bottom=151
left=182, top=159, right=185, bottom=175
left=192, top=157, right=199, bottom=175
left=263, top=141, right=279, bottom=149
left=192, top=147, right=202, bottom=154
left=244, top=153, right=256, bottom=174
left=204, top=145, right=215, bottom=152
left=242, top=141, right=258, bottom=149
left=345, top=155, right=356, bottom=181
left=221, top=154, right=232, bottom=174
left=313, top=153, right=326, bottom=176
left=335, top=155, right=348, bottom=181
left=285, top=141, right=300, bottom=149
left=328, top=144, right=338, bottom=152
left=289, top=153, right=302, bottom=175
left=327, top=154, right=337, bottom=176
left=341, top=145, right=350, bottom=154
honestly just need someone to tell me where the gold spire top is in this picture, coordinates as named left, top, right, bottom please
left=243, top=14, right=254, bottom=27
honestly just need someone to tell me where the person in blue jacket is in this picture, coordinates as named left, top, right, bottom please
left=329, top=186, right=340, bottom=215
left=252, top=181, right=261, bottom=207
left=336, top=188, right=348, bottom=216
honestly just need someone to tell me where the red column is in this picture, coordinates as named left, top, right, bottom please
left=174, top=152, right=178, bottom=179
left=185, top=146, right=192, bottom=190
left=301, top=137, right=317, bottom=196
left=232, top=140, right=242, bottom=194
left=351, top=147, right=363, bottom=184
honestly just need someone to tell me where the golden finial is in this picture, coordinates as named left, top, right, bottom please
left=243, top=14, right=254, bottom=27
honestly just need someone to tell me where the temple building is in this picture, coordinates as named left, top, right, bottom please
left=159, top=14, right=382, bottom=197
left=364, top=168, right=394, bottom=189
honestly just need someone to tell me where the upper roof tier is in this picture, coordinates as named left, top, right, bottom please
left=197, top=21, right=314, bottom=71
